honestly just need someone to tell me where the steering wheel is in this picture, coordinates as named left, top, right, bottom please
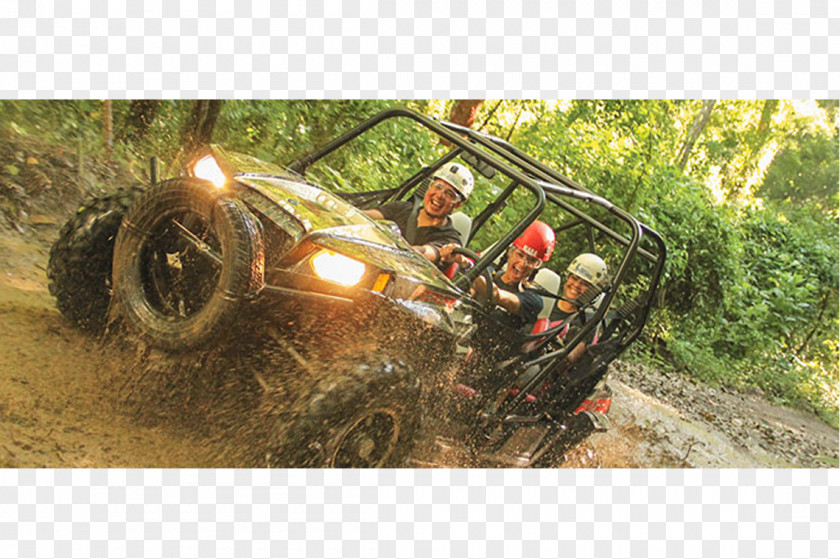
left=449, top=246, right=495, bottom=310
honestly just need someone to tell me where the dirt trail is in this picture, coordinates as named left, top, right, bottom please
left=1, top=217, right=836, bottom=468
left=0, top=223, right=217, bottom=467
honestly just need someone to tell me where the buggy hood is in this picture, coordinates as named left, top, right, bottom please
left=209, top=147, right=458, bottom=293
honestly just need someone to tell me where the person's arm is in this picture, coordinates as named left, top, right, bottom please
left=566, top=341, right=587, bottom=364
left=557, top=313, right=594, bottom=365
left=411, top=244, right=441, bottom=264
left=472, top=276, right=524, bottom=315
left=364, top=208, right=442, bottom=264
left=495, top=289, right=523, bottom=314
left=365, top=200, right=408, bottom=222
left=363, top=209, right=384, bottom=219
left=415, top=230, right=463, bottom=266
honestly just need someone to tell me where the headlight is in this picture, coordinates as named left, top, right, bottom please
left=310, top=250, right=365, bottom=287
left=193, top=155, right=227, bottom=188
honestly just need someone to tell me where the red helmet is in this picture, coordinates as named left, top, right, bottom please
left=512, top=220, right=555, bottom=262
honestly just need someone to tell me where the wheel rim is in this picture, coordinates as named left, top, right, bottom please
left=139, top=211, right=221, bottom=318
left=330, top=408, right=401, bottom=468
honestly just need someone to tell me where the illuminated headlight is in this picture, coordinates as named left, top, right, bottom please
left=193, top=155, right=227, bottom=188
left=310, top=250, right=365, bottom=287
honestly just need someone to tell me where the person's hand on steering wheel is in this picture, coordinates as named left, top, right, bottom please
left=447, top=246, right=495, bottom=310
left=439, top=243, right=473, bottom=268
left=470, top=275, right=500, bottom=304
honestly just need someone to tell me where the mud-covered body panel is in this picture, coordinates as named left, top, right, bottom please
left=249, top=283, right=464, bottom=375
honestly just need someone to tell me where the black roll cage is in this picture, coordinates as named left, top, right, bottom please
left=288, top=108, right=547, bottom=288
left=287, top=108, right=667, bottom=418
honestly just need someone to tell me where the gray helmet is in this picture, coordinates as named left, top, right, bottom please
left=432, top=163, right=474, bottom=201
left=566, top=253, right=609, bottom=288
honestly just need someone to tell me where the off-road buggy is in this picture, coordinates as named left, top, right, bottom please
left=47, top=107, right=665, bottom=467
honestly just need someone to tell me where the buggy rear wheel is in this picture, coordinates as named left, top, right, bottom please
left=47, top=185, right=146, bottom=333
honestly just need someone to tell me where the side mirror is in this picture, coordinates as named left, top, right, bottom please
left=461, top=152, right=497, bottom=180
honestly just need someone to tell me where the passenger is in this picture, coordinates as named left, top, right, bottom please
left=364, top=164, right=474, bottom=266
left=549, top=253, right=609, bottom=364
left=470, top=220, right=556, bottom=331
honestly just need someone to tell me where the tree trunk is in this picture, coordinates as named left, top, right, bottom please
left=626, top=124, right=655, bottom=210
left=449, top=100, right=484, bottom=128
left=440, top=100, right=484, bottom=147
left=723, top=99, right=780, bottom=200
left=756, top=99, right=778, bottom=135
left=676, top=100, right=716, bottom=170
left=102, top=100, right=112, bottom=161
left=182, top=100, right=224, bottom=158
left=741, top=99, right=779, bottom=169
left=117, top=100, right=161, bottom=144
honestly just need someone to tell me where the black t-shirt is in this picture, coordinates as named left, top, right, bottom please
left=490, top=274, right=543, bottom=332
left=548, top=305, right=597, bottom=346
left=377, top=200, right=462, bottom=248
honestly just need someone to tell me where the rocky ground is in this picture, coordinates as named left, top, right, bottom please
left=575, top=361, right=838, bottom=468
left=0, top=134, right=836, bottom=469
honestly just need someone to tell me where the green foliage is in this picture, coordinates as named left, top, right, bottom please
left=640, top=172, right=740, bottom=314
left=650, top=199, right=839, bottom=422
left=760, top=131, right=839, bottom=212
left=0, top=100, right=105, bottom=149
left=725, top=206, right=838, bottom=348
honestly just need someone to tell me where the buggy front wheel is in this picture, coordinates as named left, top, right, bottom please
left=112, top=178, right=265, bottom=351
left=267, top=358, right=421, bottom=468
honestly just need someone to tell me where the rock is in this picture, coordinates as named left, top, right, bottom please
left=48, top=155, right=74, bottom=169
left=22, top=168, right=52, bottom=192
left=1, top=180, right=26, bottom=198
left=745, top=385, right=765, bottom=398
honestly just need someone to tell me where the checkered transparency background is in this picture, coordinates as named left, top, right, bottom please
left=2, top=0, right=839, bottom=557
left=1, top=0, right=838, bottom=98
left=1, top=469, right=838, bottom=558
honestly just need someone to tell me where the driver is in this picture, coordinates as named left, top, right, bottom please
left=364, top=163, right=474, bottom=267
left=549, top=253, right=610, bottom=364
left=471, top=220, right=556, bottom=331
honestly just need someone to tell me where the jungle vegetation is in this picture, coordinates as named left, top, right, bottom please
left=1, top=99, right=837, bottom=425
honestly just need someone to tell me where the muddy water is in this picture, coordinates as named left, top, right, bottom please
left=580, top=362, right=838, bottom=468
left=588, top=380, right=795, bottom=468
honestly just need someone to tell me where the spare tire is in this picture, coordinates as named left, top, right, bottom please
left=47, top=185, right=146, bottom=333
left=112, top=178, right=264, bottom=351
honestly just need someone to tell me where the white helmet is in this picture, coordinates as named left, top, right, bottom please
left=433, top=163, right=474, bottom=201
left=566, top=253, right=609, bottom=288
